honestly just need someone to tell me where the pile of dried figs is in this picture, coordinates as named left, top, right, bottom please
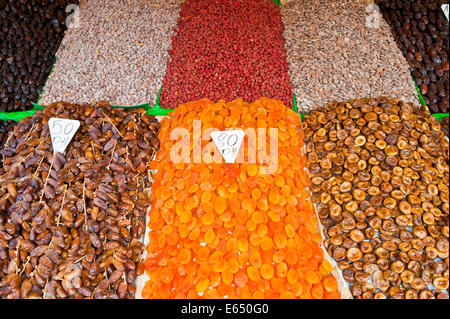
left=303, top=97, right=449, bottom=299
left=0, top=102, right=160, bottom=299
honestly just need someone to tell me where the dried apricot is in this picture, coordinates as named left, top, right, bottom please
left=142, top=98, right=341, bottom=299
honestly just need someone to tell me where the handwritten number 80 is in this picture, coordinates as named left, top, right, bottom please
left=218, top=133, right=238, bottom=147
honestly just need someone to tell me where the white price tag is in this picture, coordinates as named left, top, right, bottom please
left=443, top=4, right=449, bottom=21
left=48, top=118, right=80, bottom=154
left=211, top=130, right=245, bottom=163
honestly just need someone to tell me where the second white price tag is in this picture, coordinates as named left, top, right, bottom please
left=442, top=4, right=449, bottom=21
left=211, top=130, right=245, bottom=163
left=49, top=118, right=80, bottom=154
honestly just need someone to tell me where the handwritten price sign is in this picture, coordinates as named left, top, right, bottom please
left=442, top=4, right=449, bottom=21
left=49, top=118, right=80, bottom=154
left=211, top=130, right=245, bottom=163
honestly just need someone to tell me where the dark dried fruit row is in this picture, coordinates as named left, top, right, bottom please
left=0, top=0, right=77, bottom=112
left=377, top=0, right=449, bottom=113
left=160, top=0, right=293, bottom=109
left=303, top=97, right=449, bottom=299
left=0, top=102, right=160, bottom=299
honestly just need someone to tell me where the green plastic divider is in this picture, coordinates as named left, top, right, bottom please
left=31, top=103, right=45, bottom=111
left=292, top=93, right=298, bottom=112
left=0, top=110, right=36, bottom=122
left=149, top=87, right=174, bottom=116
left=434, top=113, right=449, bottom=121
left=155, top=87, right=162, bottom=107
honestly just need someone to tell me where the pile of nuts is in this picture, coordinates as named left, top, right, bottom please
left=378, top=0, right=449, bottom=113
left=303, top=97, right=449, bottom=299
left=281, top=0, right=419, bottom=111
left=0, top=0, right=77, bottom=112
left=40, top=0, right=180, bottom=106
left=0, top=102, right=160, bottom=299
left=160, top=0, right=293, bottom=108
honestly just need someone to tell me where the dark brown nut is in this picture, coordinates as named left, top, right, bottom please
left=304, top=98, right=449, bottom=299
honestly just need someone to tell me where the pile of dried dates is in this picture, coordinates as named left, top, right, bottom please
left=304, top=97, right=449, bottom=299
left=0, top=0, right=77, bottom=112
left=0, top=102, right=160, bottom=299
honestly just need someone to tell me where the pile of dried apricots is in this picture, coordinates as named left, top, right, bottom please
left=142, top=98, right=340, bottom=299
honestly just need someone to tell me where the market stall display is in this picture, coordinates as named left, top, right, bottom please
left=281, top=0, right=419, bottom=112
left=303, top=97, right=449, bottom=299
left=0, top=102, right=160, bottom=299
left=0, top=0, right=76, bottom=112
left=140, top=98, right=342, bottom=299
left=39, top=0, right=180, bottom=106
left=377, top=0, right=449, bottom=113
left=159, top=0, right=293, bottom=109
left=0, top=0, right=449, bottom=301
